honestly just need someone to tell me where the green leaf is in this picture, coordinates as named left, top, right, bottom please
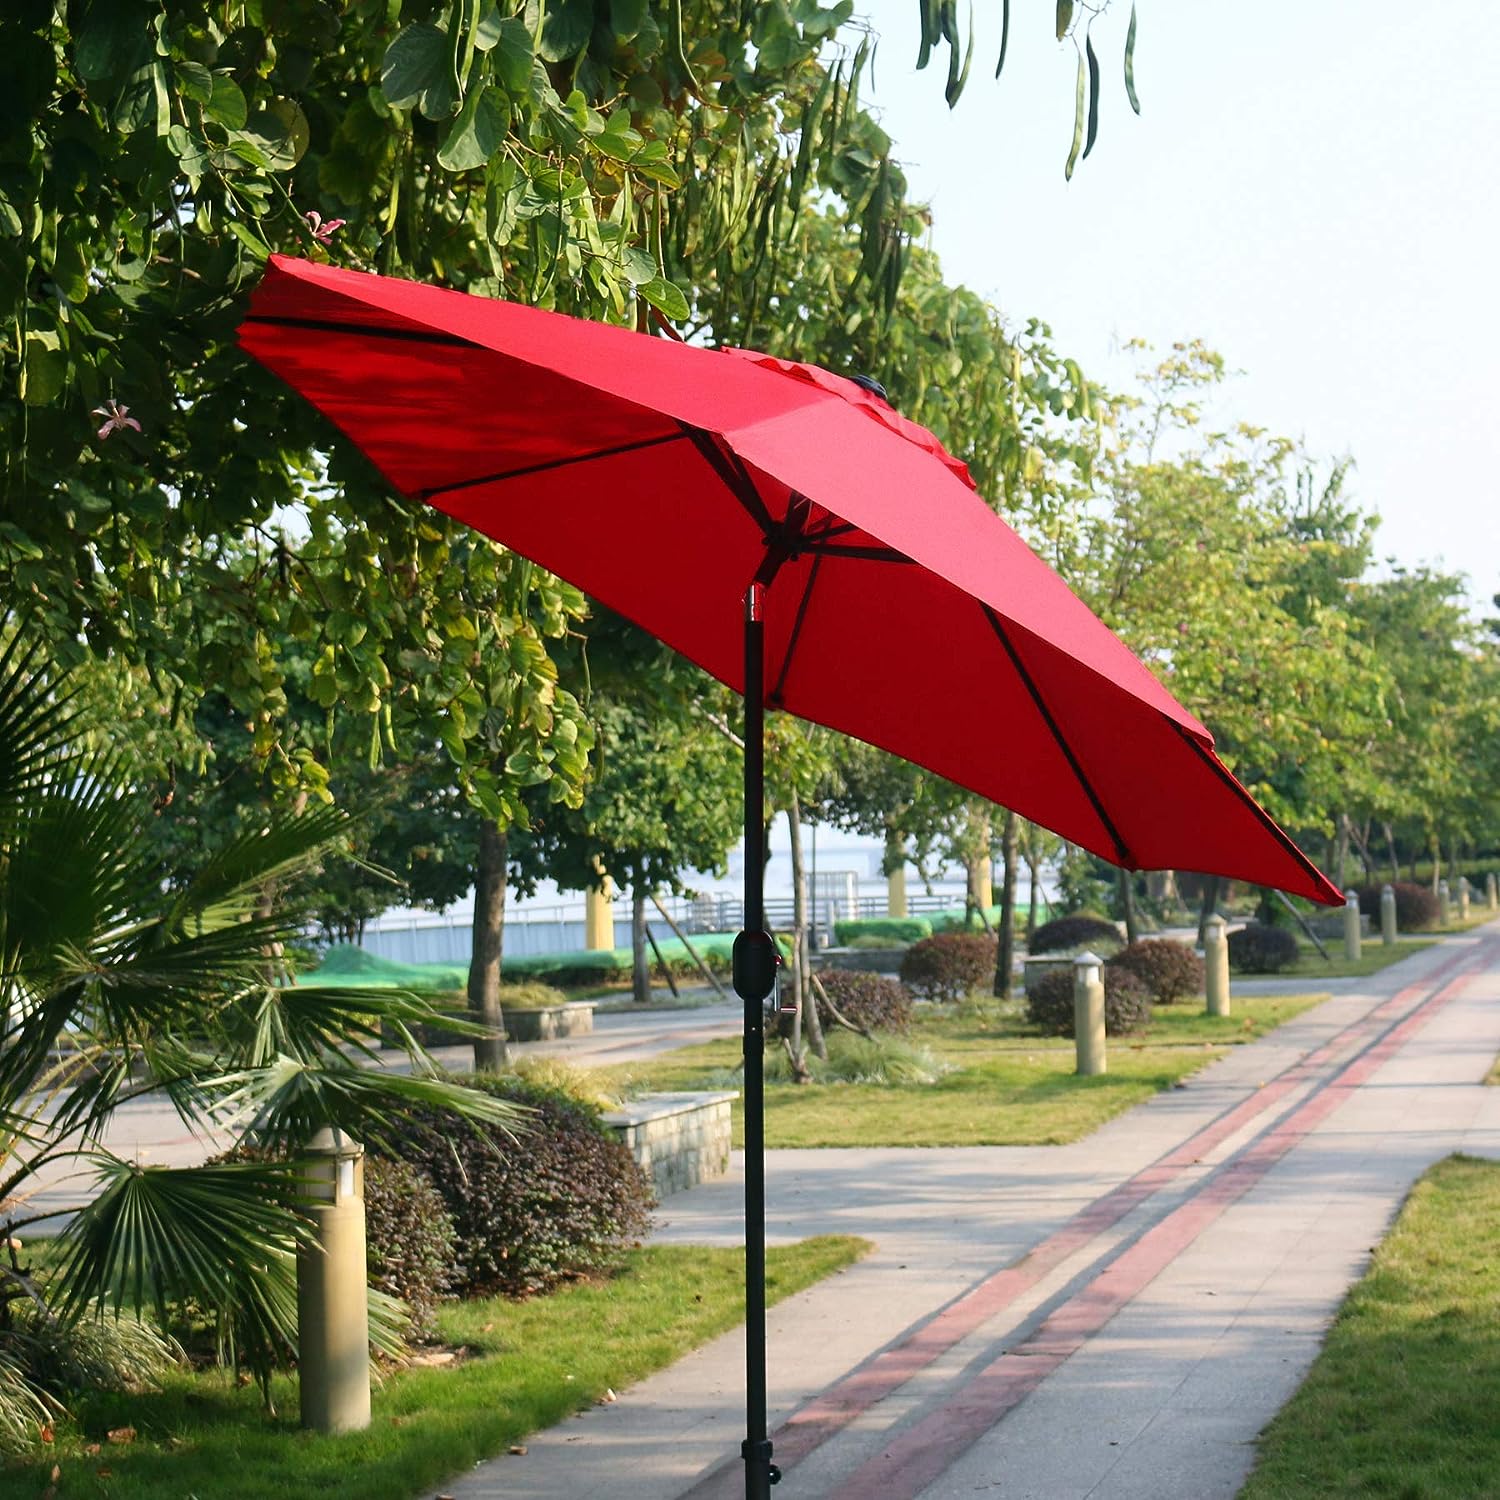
left=380, top=22, right=450, bottom=110
left=243, top=101, right=310, bottom=171
left=620, top=246, right=657, bottom=285
left=1064, top=48, right=1085, bottom=180
left=638, top=275, right=689, bottom=322
left=174, top=58, right=213, bottom=104
left=1082, top=31, right=1100, bottom=160
left=539, top=0, right=595, bottom=63
left=474, top=0, right=504, bottom=50
left=113, top=60, right=168, bottom=135
left=0, top=190, right=22, bottom=238
left=1055, top=0, right=1073, bottom=41
left=491, top=16, right=534, bottom=93
left=438, top=86, right=509, bottom=171
left=995, top=0, right=1010, bottom=79
left=1124, top=3, right=1141, bottom=115
left=205, top=72, right=248, bottom=130
left=611, top=0, right=650, bottom=42
left=74, top=0, right=151, bottom=82
left=22, top=330, right=65, bottom=407
left=226, top=220, right=269, bottom=260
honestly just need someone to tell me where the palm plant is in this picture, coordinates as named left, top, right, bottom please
left=0, top=618, right=523, bottom=1436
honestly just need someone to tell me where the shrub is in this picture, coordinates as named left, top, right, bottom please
left=1227, top=922, right=1300, bottom=974
left=814, top=970, right=913, bottom=1034
left=509, top=1055, right=622, bottom=1112
left=389, top=1073, right=653, bottom=1299
left=499, top=979, right=570, bottom=1010
left=832, top=917, right=931, bottom=946
left=929, top=906, right=1001, bottom=934
left=1026, top=914, right=1123, bottom=956
left=1354, top=882, right=1441, bottom=932
left=1106, top=939, right=1205, bottom=1004
left=899, top=932, right=997, bottom=1002
left=1026, top=965, right=1153, bottom=1037
left=363, top=1157, right=460, bottom=1339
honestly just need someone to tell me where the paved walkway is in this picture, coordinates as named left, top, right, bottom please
left=443, top=921, right=1500, bottom=1500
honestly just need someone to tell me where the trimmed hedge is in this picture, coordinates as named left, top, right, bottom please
left=1227, top=922, right=1300, bottom=974
left=1354, top=881, right=1441, bottom=932
left=832, top=916, right=932, bottom=947
left=899, top=932, right=997, bottom=1002
left=1027, top=914, right=1123, bottom=956
left=1107, top=939, right=1204, bottom=1004
left=1026, top=965, right=1153, bottom=1037
left=929, top=905, right=1003, bottom=935
left=815, top=970, right=913, bottom=1034
left=363, top=1156, right=460, bottom=1339
left=387, top=1073, right=654, bottom=1299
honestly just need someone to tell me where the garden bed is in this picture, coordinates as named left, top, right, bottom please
left=602, top=1091, right=737, bottom=1198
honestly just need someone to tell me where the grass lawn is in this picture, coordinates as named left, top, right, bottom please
left=1267, top=938, right=1436, bottom=982
left=601, top=994, right=1328, bottom=1149
left=5, top=1238, right=867, bottom=1500
left=1240, top=1154, right=1500, bottom=1499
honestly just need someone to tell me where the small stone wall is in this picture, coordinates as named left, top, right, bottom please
left=602, top=1091, right=737, bottom=1200
left=505, top=1000, right=595, bottom=1042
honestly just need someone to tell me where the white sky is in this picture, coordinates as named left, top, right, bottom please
left=854, top=0, right=1500, bottom=609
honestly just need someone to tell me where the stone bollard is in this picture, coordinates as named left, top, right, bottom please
left=1204, top=915, right=1230, bottom=1018
left=297, top=1127, right=371, bottom=1434
left=1073, top=951, right=1106, bottom=1077
left=1488, top=872, right=1498, bottom=912
left=1380, top=883, right=1397, bottom=946
left=1438, top=879, right=1450, bottom=921
left=1343, top=889, right=1362, bottom=962
left=1458, top=877, right=1471, bottom=920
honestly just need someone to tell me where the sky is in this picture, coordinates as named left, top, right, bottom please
left=853, top=0, right=1500, bottom=609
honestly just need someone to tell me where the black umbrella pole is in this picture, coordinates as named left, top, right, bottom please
left=734, top=584, right=777, bottom=1499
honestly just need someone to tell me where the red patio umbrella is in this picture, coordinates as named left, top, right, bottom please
left=238, top=255, right=1339, bottom=1497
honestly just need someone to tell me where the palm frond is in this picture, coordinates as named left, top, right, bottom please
left=210, top=1054, right=530, bottom=1156
left=0, top=622, right=84, bottom=828
left=50, top=1155, right=312, bottom=1392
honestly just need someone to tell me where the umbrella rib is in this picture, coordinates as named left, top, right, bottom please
left=681, top=427, right=776, bottom=533
left=241, top=314, right=471, bottom=348
left=417, top=431, right=692, bottom=502
left=981, top=605, right=1133, bottom=866
left=1170, top=725, right=1336, bottom=893
left=768, top=553, right=824, bottom=707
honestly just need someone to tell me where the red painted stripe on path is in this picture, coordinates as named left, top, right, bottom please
left=828, top=955, right=1486, bottom=1500
left=682, top=943, right=1478, bottom=1498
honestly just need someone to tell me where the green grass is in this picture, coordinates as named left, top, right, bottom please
left=1267, top=938, right=1436, bottom=982
left=1241, top=1154, right=1500, bottom=1499
left=601, top=994, right=1328, bottom=1149
left=5, top=1237, right=867, bottom=1500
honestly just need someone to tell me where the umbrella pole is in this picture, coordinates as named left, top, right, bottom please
left=734, top=583, right=778, bottom=1498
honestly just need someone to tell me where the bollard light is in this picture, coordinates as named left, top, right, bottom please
left=1072, top=951, right=1106, bottom=1077
left=1343, top=889, right=1361, bottom=963
left=1487, top=872, right=1498, bottom=912
left=1458, top=876, right=1471, bottom=920
left=1380, top=883, right=1397, bottom=946
left=297, top=1127, right=371, bottom=1435
left=1204, top=914, right=1231, bottom=1018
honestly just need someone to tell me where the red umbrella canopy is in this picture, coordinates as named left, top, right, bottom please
left=239, top=256, right=1340, bottom=906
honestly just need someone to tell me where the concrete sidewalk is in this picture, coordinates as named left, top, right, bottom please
left=442, top=922, right=1500, bottom=1500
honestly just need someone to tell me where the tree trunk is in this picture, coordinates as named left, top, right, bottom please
left=631, top=886, right=651, bottom=1003
left=467, top=820, right=509, bottom=1071
left=786, top=794, right=825, bottom=1061
left=1196, top=875, right=1221, bottom=948
left=1118, top=868, right=1139, bottom=944
left=1026, top=852, right=1040, bottom=936
left=1429, top=835, right=1441, bottom=895
left=994, top=810, right=1019, bottom=998
left=1333, top=813, right=1351, bottom=890
left=1383, top=822, right=1400, bottom=884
